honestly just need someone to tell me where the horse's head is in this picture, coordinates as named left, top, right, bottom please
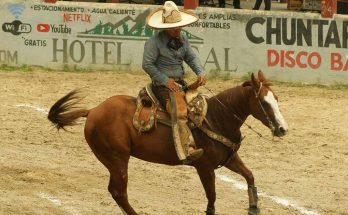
left=243, top=70, right=288, bottom=137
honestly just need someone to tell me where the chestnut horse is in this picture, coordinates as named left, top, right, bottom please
left=48, top=71, right=288, bottom=215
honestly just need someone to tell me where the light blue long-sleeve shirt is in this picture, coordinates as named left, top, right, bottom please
left=142, top=31, right=204, bottom=86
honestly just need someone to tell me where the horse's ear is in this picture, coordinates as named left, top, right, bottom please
left=251, top=72, right=260, bottom=88
left=258, top=70, right=266, bottom=83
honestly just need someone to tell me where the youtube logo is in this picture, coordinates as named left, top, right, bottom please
left=37, top=24, right=50, bottom=32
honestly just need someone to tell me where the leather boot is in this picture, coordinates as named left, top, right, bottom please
left=167, top=91, right=204, bottom=162
left=188, top=147, right=204, bottom=160
left=177, top=120, right=204, bottom=161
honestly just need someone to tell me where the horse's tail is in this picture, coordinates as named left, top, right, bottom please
left=48, top=90, right=89, bottom=131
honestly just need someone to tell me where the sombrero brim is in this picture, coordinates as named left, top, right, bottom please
left=146, top=9, right=199, bottom=29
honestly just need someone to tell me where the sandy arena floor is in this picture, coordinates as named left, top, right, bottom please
left=0, top=70, right=347, bottom=215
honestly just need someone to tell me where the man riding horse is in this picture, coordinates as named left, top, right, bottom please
left=142, top=1, right=206, bottom=162
left=48, top=2, right=289, bottom=214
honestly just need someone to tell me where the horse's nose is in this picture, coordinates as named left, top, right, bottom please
left=279, top=126, right=287, bottom=135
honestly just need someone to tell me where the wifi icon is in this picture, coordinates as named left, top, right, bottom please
left=8, top=4, right=25, bottom=20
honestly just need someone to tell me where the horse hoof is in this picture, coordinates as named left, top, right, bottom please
left=248, top=206, right=260, bottom=215
left=205, top=207, right=215, bottom=215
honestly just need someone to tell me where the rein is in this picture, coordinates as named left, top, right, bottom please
left=203, top=85, right=274, bottom=141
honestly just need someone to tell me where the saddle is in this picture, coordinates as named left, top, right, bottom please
left=132, top=84, right=241, bottom=153
left=132, top=84, right=208, bottom=133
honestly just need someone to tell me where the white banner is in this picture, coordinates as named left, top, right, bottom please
left=1, top=0, right=348, bottom=84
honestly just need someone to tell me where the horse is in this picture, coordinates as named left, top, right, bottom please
left=47, top=70, right=288, bottom=215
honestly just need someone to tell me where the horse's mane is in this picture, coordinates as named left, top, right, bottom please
left=204, top=84, right=248, bottom=142
left=241, top=80, right=272, bottom=88
left=207, top=84, right=246, bottom=124
left=210, top=79, right=273, bottom=105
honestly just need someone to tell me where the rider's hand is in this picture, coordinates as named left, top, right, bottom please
left=166, top=78, right=180, bottom=92
left=196, top=74, right=207, bottom=86
left=188, top=75, right=207, bottom=90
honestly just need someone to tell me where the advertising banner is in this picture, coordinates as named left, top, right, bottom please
left=1, top=0, right=348, bottom=84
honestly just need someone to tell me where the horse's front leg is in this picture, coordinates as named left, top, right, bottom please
left=224, top=153, right=259, bottom=215
left=195, top=163, right=216, bottom=215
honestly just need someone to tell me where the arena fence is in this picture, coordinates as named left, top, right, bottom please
left=1, top=0, right=348, bottom=84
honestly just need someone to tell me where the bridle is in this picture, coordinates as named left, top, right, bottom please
left=252, top=82, right=275, bottom=135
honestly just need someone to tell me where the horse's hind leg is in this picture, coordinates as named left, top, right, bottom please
left=107, top=156, right=137, bottom=215
left=85, top=118, right=137, bottom=214
left=224, top=153, right=259, bottom=215
left=107, top=159, right=137, bottom=215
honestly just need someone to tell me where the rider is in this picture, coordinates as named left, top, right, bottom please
left=142, top=1, right=206, bottom=162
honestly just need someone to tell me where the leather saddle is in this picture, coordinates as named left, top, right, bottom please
left=132, top=84, right=241, bottom=153
left=132, top=84, right=208, bottom=133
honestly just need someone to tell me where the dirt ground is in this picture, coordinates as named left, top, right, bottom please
left=0, top=69, right=347, bottom=215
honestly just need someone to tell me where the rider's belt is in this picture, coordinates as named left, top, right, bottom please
left=152, top=78, right=189, bottom=92
left=152, top=78, right=184, bottom=86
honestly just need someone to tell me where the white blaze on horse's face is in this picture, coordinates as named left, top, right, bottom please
left=264, top=91, right=289, bottom=133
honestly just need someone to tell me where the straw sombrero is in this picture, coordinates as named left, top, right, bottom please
left=146, top=1, right=199, bottom=29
